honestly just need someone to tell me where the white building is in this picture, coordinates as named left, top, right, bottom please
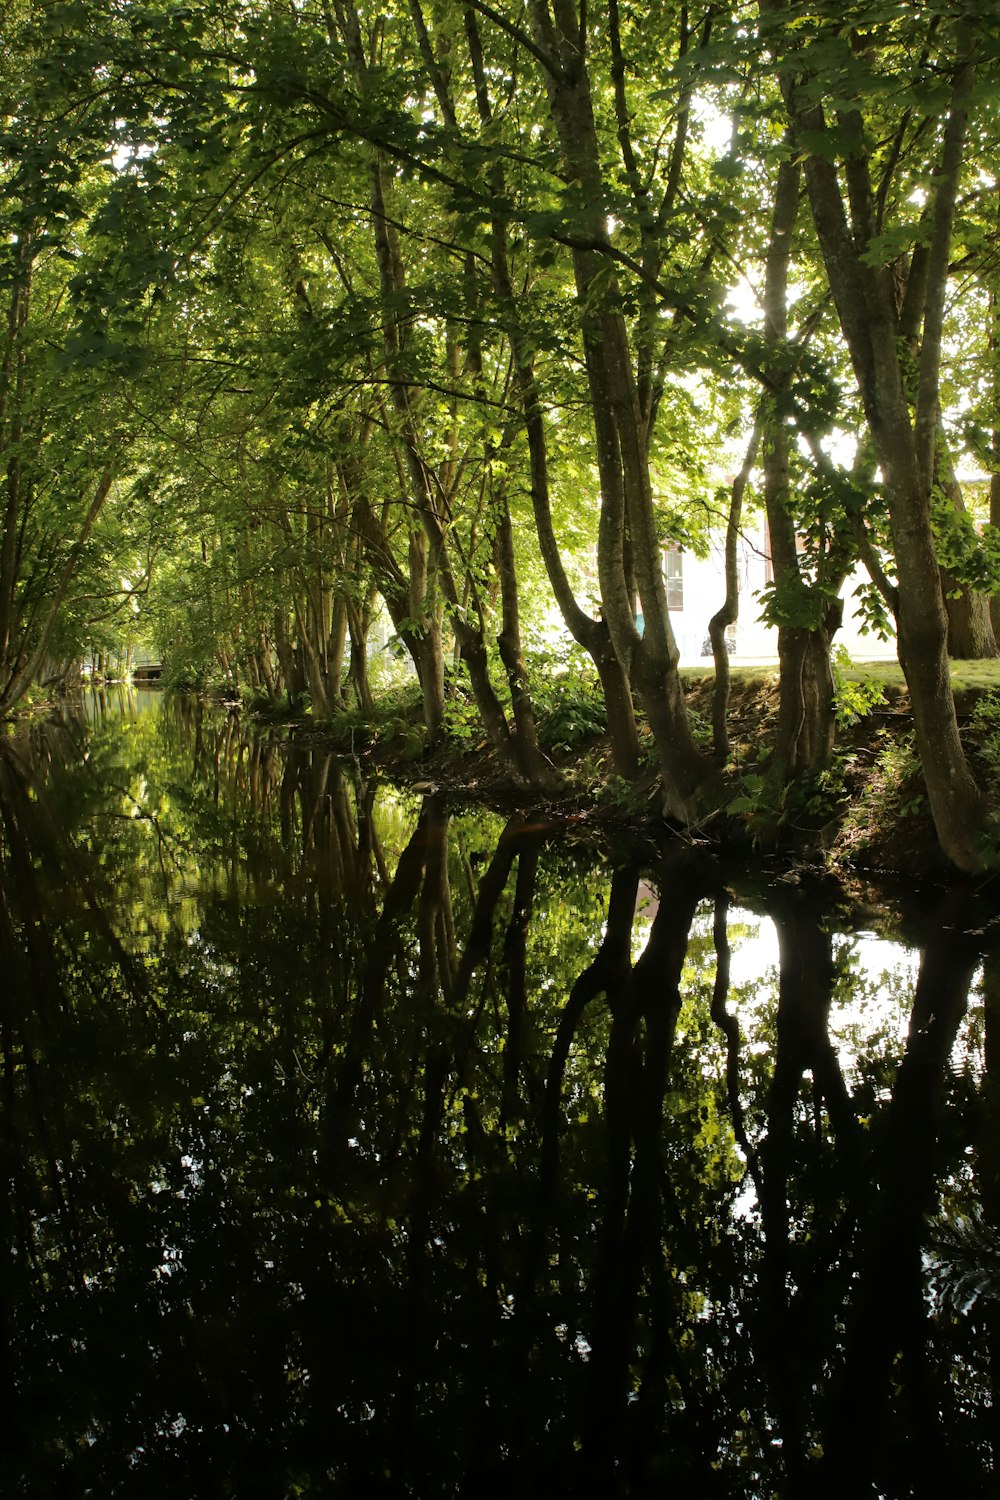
left=663, top=520, right=896, bottom=666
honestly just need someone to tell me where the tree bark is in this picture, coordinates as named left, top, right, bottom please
left=761, top=157, right=840, bottom=782
left=463, top=3, right=642, bottom=780
left=493, top=493, right=559, bottom=788
left=936, top=440, right=997, bottom=657
left=766, top=11, right=989, bottom=869
left=990, top=284, right=1000, bottom=642
left=526, top=0, right=717, bottom=822
left=345, top=594, right=377, bottom=718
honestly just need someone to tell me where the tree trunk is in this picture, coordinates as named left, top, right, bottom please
left=769, top=12, right=990, bottom=869
left=464, top=2, right=643, bottom=780
left=412, top=621, right=447, bottom=747
left=936, top=440, right=997, bottom=658
left=493, top=494, right=559, bottom=789
left=526, top=0, right=716, bottom=821
left=327, top=594, right=349, bottom=707
left=944, top=573, right=998, bottom=659
left=710, top=417, right=762, bottom=764
left=256, top=630, right=280, bottom=703
left=345, top=596, right=377, bottom=719
left=990, top=285, right=1000, bottom=642
left=773, top=623, right=839, bottom=776
left=510, top=328, right=641, bottom=779
left=353, top=496, right=446, bottom=745
left=297, top=602, right=335, bottom=718
left=760, top=154, right=840, bottom=785
left=273, top=607, right=305, bottom=706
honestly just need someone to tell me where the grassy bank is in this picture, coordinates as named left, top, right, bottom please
left=280, top=658, right=1000, bottom=879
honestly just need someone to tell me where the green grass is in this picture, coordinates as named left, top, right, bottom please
left=945, top=660, right=1000, bottom=698
left=680, top=664, right=779, bottom=688
left=843, top=658, right=1000, bottom=704
left=685, top=657, right=1000, bottom=703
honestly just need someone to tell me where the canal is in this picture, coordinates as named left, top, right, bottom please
left=2, top=690, right=998, bottom=1497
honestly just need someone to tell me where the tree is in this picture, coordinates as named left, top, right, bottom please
left=760, top=1, right=1000, bottom=869
left=0, top=3, right=132, bottom=709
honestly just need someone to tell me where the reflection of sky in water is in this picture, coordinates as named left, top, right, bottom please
left=728, top=916, right=919, bottom=992
left=729, top=911, right=921, bottom=1078
left=724, top=913, right=775, bottom=989
left=635, top=890, right=935, bottom=1081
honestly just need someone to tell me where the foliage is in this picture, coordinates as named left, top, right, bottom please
left=967, top=690, right=1000, bottom=778
left=2, top=0, right=1000, bottom=866
left=932, top=494, right=1000, bottom=597
left=441, top=691, right=484, bottom=747
left=847, top=733, right=928, bottom=840
left=530, top=648, right=608, bottom=752
left=831, top=645, right=886, bottom=727
left=726, top=751, right=852, bottom=835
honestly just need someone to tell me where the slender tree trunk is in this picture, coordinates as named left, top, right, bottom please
left=369, top=147, right=526, bottom=760
left=467, top=4, right=643, bottom=778
left=353, top=495, right=446, bottom=744
left=990, top=285, right=1000, bottom=642
left=760, top=155, right=841, bottom=785
left=507, top=305, right=641, bottom=779
left=327, top=594, right=349, bottom=707
left=1, top=461, right=119, bottom=713
left=493, top=493, right=559, bottom=788
left=256, top=631, right=279, bottom=703
left=296, top=600, right=334, bottom=718
left=0, top=247, right=31, bottom=670
left=710, top=417, right=762, bottom=763
left=273, top=607, right=305, bottom=706
left=345, top=596, right=377, bottom=718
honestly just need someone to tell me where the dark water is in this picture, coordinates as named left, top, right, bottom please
left=3, top=691, right=1000, bottom=1498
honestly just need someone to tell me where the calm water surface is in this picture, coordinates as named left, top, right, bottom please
left=3, top=690, right=1000, bottom=1498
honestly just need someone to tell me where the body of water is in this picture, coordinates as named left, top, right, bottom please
left=2, top=691, right=998, bottom=1497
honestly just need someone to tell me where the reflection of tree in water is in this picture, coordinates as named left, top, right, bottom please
left=1, top=700, right=999, bottom=1496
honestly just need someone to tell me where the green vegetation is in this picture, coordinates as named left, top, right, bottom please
left=3, top=1, right=1000, bottom=868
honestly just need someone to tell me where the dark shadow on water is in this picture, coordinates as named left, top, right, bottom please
left=1, top=697, right=999, bottom=1496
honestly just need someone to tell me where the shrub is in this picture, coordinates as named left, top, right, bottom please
left=529, top=646, right=606, bottom=752
left=831, top=645, right=886, bottom=727
left=968, top=691, right=1000, bottom=777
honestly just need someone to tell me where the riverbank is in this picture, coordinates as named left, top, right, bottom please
left=277, top=661, right=1000, bottom=884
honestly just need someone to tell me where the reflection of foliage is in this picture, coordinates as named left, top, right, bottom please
left=928, top=1216, right=1000, bottom=1318
left=2, top=695, right=998, bottom=1497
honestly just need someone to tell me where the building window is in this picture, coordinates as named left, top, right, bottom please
left=665, top=546, right=683, bottom=610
